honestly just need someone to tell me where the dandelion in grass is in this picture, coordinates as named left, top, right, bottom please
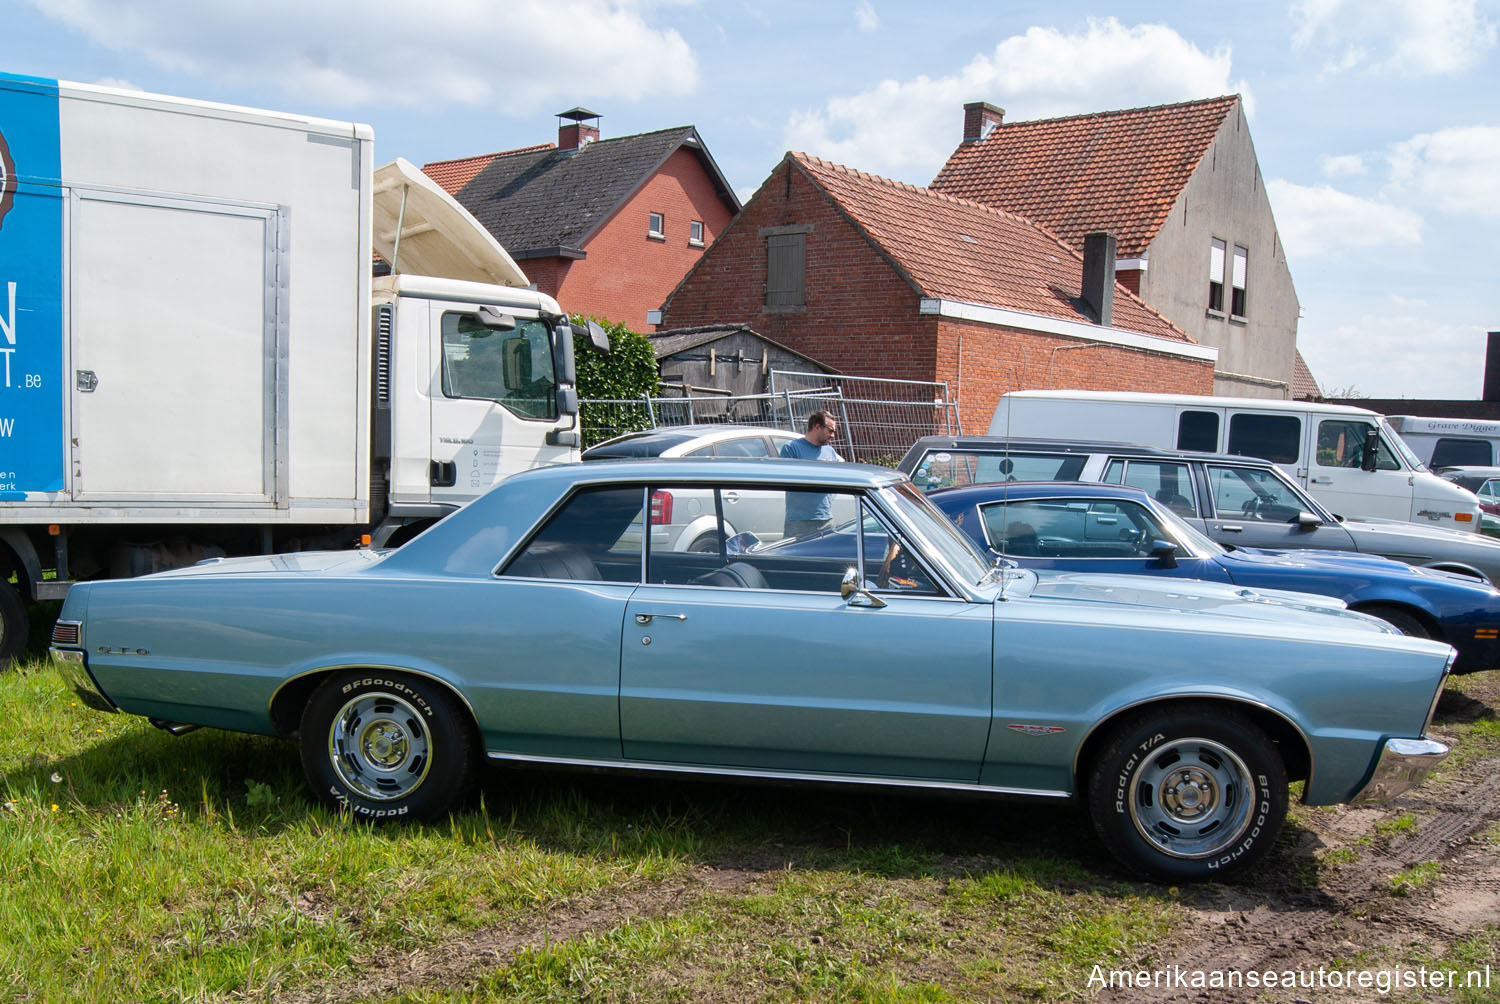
left=50, top=772, right=61, bottom=784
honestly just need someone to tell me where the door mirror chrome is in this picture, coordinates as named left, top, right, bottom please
left=841, top=567, right=887, bottom=608
left=1296, top=511, right=1323, bottom=531
left=1150, top=540, right=1178, bottom=569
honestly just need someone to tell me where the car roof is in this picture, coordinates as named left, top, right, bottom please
left=582, top=424, right=794, bottom=458
left=901, top=435, right=1283, bottom=469
left=928, top=481, right=1155, bottom=507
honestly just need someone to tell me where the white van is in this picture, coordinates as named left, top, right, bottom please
left=989, top=390, right=1481, bottom=532
left=1386, top=416, right=1500, bottom=469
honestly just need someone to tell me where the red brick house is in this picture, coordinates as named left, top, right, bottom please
left=659, top=152, right=1215, bottom=433
left=931, top=97, right=1301, bottom=398
left=423, top=110, right=739, bottom=331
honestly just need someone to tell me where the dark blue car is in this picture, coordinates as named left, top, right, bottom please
left=916, top=482, right=1500, bottom=672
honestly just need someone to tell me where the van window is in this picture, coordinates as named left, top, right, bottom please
left=1227, top=414, right=1301, bottom=464
left=1315, top=419, right=1400, bottom=471
left=1177, top=411, right=1219, bottom=452
left=1431, top=438, right=1493, bottom=468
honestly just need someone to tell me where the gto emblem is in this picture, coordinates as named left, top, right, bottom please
left=96, top=646, right=150, bottom=656
left=1007, top=723, right=1065, bottom=736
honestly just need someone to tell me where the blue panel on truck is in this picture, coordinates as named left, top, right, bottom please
left=0, top=72, right=64, bottom=497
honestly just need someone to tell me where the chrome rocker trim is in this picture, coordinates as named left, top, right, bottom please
left=1350, top=738, right=1450, bottom=804
left=486, top=750, right=1071, bottom=799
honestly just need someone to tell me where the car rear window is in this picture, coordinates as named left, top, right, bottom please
left=582, top=431, right=699, bottom=459
left=908, top=450, right=1087, bottom=492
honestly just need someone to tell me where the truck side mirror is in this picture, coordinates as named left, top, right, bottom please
left=550, top=323, right=577, bottom=385
left=1361, top=427, right=1380, bottom=473
left=571, top=318, right=611, bottom=353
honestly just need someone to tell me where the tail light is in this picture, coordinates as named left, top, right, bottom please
left=649, top=489, right=674, bottom=525
left=51, top=620, right=81, bottom=646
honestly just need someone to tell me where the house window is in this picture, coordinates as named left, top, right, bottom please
left=1208, top=238, right=1226, bottom=314
left=1231, top=245, right=1248, bottom=319
left=766, top=233, right=806, bottom=309
left=689, top=220, right=705, bottom=246
left=648, top=212, right=665, bottom=239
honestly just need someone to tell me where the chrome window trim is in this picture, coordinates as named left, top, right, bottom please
left=485, top=750, right=1070, bottom=799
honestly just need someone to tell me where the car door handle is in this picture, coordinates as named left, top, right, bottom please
left=1217, top=524, right=1244, bottom=533
left=722, top=491, right=741, bottom=502
left=1310, top=477, right=1333, bottom=484
left=635, top=612, right=687, bottom=624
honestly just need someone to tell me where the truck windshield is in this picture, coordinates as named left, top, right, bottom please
left=440, top=314, right=557, bottom=420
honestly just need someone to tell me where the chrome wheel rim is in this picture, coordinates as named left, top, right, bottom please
left=1126, top=737, right=1257, bottom=860
left=327, top=692, right=432, bottom=802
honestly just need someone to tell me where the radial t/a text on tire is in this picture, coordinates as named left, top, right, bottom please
left=299, top=670, right=478, bottom=820
left=1086, top=704, right=1288, bottom=882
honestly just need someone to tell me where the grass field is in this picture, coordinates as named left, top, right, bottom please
left=1, top=656, right=1495, bottom=1002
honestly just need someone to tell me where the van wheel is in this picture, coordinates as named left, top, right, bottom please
left=0, top=581, right=27, bottom=667
left=1358, top=605, right=1429, bottom=638
left=1086, top=704, right=1287, bottom=882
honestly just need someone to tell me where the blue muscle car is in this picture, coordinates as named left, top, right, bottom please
left=50, top=460, right=1453, bottom=882
left=925, top=482, right=1500, bottom=673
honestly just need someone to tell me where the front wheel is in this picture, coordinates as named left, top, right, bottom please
left=1086, top=705, right=1287, bottom=882
left=299, top=670, right=478, bottom=820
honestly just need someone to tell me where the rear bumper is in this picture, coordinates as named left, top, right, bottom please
left=50, top=648, right=118, bottom=713
left=1350, top=737, right=1449, bottom=804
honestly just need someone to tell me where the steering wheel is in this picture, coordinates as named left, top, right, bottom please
left=1241, top=497, right=1262, bottom=517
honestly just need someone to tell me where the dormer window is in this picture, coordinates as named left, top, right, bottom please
left=648, top=212, right=665, bottom=240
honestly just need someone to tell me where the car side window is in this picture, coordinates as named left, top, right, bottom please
left=910, top=451, right=1086, bottom=491
left=1206, top=465, right=1306, bottom=522
left=1103, top=460, right=1197, bottom=517
left=1316, top=420, right=1400, bottom=471
left=977, top=499, right=1169, bottom=559
left=714, top=437, right=772, bottom=458
left=685, top=446, right=715, bottom=457
left=500, top=486, right=644, bottom=581
left=1481, top=480, right=1500, bottom=504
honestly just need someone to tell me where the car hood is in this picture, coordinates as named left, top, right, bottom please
left=1342, top=515, right=1500, bottom=548
left=143, top=549, right=389, bottom=578
left=1016, top=570, right=1391, bottom=632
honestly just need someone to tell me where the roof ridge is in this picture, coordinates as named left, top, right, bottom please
left=791, top=151, right=1090, bottom=255
left=998, top=94, right=1239, bottom=129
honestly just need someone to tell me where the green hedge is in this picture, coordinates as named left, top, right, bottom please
left=573, top=315, right=660, bottom=448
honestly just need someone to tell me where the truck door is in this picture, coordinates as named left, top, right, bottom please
left=427, top=302, right=571, bottom=507
left=70, top=193, right=283, bottom=504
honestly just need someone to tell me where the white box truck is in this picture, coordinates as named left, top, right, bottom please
left=0, top=72, right=607, bottom=661
left=1386, top=415, right=1500, bottom=469
left=988, top=390, right=1480, bottom=531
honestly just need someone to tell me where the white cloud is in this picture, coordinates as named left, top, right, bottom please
left=783, top=17, right=1249, bottom=182
left=1319, top=154, right=1366, bottom=177
left=1300, top=306, right=1487, bottom=398
left=1266, top=179, right=1423, bottom=258
left=24, top=0, right=699, bottom=114
left=1290, top=0, right=1497, bottom=75
left=854, top=1, right=878, bottom=31
left=1387, top=125, right=1500, bottom=218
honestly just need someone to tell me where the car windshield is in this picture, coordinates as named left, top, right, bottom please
left=879, top=481, right=992, bottom=585
left=1148, top=499, right=1225, bottom=555
left=1379, top=418, right=1426, bottom=472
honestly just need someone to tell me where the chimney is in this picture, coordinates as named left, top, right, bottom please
left=962, top=101, right=1005, bottom=143
left=1081, top=232, right=1116, bottom=328
left=556, top=107, right=601, bottom=150
left=1485, top=331, right=1500, bottom=401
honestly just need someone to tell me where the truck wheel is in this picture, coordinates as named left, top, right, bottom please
left=1086, top=704, right=1287, bottom=882
left=299, top=670, right=478, bottom=820
left=0, top=581, right=27, bottom=667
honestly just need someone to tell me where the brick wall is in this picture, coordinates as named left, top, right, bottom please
left=525, top=148, right=734, bottom=331
left=937, top=320, right=1215, bottom=433
left=662, top=159, right=937, bottom=379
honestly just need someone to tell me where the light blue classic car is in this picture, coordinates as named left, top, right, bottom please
left=51, top=460, right=1453, bottom=882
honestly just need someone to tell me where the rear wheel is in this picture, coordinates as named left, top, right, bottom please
left=0, top=581, right=27, bottom=667
left=299, top=670, right=478, bottom=820
left=1357, top=604, right=1429, bottom=638
left=1087, top=705, right=1287, bottom=882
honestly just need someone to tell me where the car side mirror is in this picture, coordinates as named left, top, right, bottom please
left=840, top=567, right=887, bottom=608
left=1296, top=511, right=1323, bottom=531
left=1150, top=540, right=1178, bottom=569
left=1361, top=428, right=1380, bottom=473
left=725, top=531, right=761, bottom=555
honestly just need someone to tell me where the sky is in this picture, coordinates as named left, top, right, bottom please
left=5, top=0, right=1498, bottom=400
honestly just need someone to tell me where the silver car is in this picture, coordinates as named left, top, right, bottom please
left=583, top=425, right=804, bottom=551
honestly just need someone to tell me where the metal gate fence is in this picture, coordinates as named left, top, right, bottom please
left=581, top=371, right=960, bottom=465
